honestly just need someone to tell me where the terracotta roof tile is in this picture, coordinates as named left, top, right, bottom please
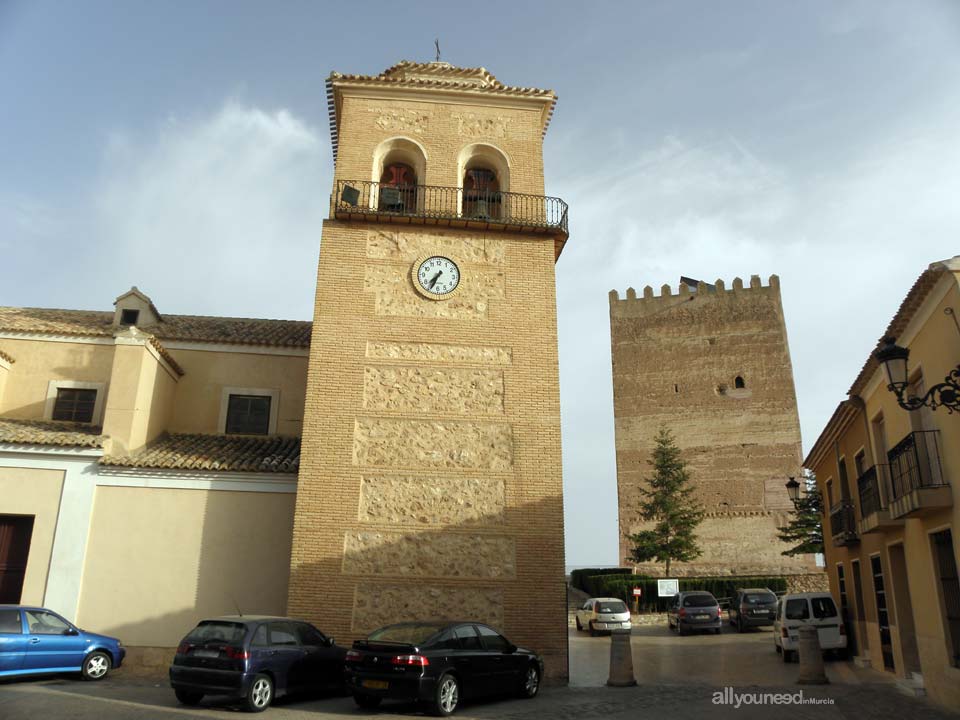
left=0, top=349, right=13, bottom=365
left=0, top=419, right=104, bottom=448
left=148, top=337, right=185, bottom=376
left=0, top=307, right=311, bottom=348
left=101, top=433, right=300, bottom=473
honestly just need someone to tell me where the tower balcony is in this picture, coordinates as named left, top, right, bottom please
left=829, top=499, right=859, bottom=547
left=331, top=180, right=569, bottom=257
left=885, top=430, right=952, bottom=519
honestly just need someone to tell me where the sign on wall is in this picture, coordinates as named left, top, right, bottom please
left=657, top=579, right=679, bottom=597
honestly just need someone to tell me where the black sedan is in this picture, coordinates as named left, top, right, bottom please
left=345, top=621, right=543, bottom=716
left=169, top=616, right=345, bottom=712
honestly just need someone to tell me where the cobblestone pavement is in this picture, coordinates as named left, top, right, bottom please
left=1, top=626, right=956, bottom=719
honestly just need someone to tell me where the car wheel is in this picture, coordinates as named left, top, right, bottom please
left=714, top=627, right=721, bottom=635
left=518, top=664, right=540, bottom=699
left=677, top=623, right=686, bottom=637
left=81, top=651, right=111, bottom=681
left=775, top=641, right=782, bottom=654
left=244, top=673, right=273, bottom=713
left=589, top=621, right=597, bottom=637
left=354, top=693, right=382, bottom=709
left=836, top=648, right=849, bottom=661
left=430, top=673, right=460, bottom=716
left=174, top=689, right=204, bottom=706
left=575, top=616, right=582, bottom=631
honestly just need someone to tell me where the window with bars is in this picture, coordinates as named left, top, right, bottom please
left=932, top=530, right=960, bottom=667
left=52, top=388, right=97, bottom=423
left=225, top=395, right=271, bottom=435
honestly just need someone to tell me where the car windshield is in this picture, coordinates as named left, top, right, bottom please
left=368, top=624, right=443, bottom=644
left=744, top=592, right=777, bottom=605
left=785, top=599, right=810, bottom=620
left=597, top=601, right=627, bottom=613
left=682, top=594, right=716, bottom=608
left=186, top=621, right=246, bottom=645
left=811, top=597, right=838, bottom=619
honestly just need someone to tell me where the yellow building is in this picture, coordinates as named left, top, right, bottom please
left=804, top=256, right=960, bottom=709
left=0, top=60, right=569, bottom=678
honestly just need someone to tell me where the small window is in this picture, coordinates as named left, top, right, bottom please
left=52, top=388, right=97, bottom=423
left=785, top=599, right=810, bottom=620
left=429, top=629, right=460, bottom=651
left=734, top=376, right=745, bottom=389
left=476, top=625, right=511, bottom=652
left=268, top=622, right=299, bottom=646
left=682, top=594, right=717, bottom=608
left=454, top=624, right=482, bottom=651
left=854, top=450, right=866, bottom=478
left=24, top=610, right=71, bottom=635
left=0, top=609, right=21, bottom=634
left=251, top=625, right=268, bottom=646
left=120, top=309, right=140, bottom=325
left=295, top=623, right=327, bottom=647
left=811, top=596, right=838, bottom=619
left=225, top=395, right=271, bottom=435
left=186, top=621, right=246, bottom=644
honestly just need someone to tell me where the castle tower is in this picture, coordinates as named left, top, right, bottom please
left=609, top=276, right=814, bottom=576
left=288, top=62, right=569, bottom=680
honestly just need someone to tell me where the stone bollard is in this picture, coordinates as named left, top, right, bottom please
left=797, top=625, right=829, bottom=685
left=606, top=629, right=637, bottom=687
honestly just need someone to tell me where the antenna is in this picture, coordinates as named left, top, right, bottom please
left=233, top=599, right=243, bottom=617
left=435, top=38, right=441, bottom=62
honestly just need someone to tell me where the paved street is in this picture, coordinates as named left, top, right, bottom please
left=2, top=625, right=957, bottom=719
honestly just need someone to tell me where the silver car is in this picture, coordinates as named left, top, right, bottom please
left=667, top=591, right=722, bottom=635
left=575, top=598, right=632, bottom=636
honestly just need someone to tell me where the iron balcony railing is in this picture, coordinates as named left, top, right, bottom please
left=829, top=499, right=858, bottom=545
left=886, top=430, right=946, bottom=502
left=332, top=180, right=569, bottom=237
left=857, top=466, right=884, bottom=517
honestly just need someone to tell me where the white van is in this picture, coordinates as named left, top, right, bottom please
left=773, top=592, right=848, bottom=662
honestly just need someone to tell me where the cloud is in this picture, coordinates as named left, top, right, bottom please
left=88, top=103, right=328, bottom=319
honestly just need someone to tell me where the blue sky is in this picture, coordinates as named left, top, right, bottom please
left=2, top=1, right=959, bottom=567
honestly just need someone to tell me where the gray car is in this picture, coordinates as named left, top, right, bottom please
left=728, top=588, right=778, bottom=632
left=667, top=591, right=722, bottom=635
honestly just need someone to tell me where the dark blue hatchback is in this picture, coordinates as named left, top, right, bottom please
left=169, top=616, right=345, bottom=712
left=0, top=605, right=125, bottom=680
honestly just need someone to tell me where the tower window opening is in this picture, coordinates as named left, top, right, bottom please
left=463, top=167, right=500, bottom=220
left=674, top=384, right=679, bottom=393
left=378, top=162, right=417, bottom=212
left=735, top=376, right=745, bottom=389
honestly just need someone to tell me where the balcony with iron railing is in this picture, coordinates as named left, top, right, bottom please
left=829, top=499, right=859, bottom=547
left=857, top=465, right=902, bottom=534
left=331, top=180, right=569, bottom=255
left=885, top=430, right=952, bottom=519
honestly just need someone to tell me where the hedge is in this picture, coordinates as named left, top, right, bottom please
left=570, top=567, right=633, bottom=593
left=582, top=574, right=788, bottom=613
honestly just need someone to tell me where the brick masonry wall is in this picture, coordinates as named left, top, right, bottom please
left=610, top=278, right=816, bottom=576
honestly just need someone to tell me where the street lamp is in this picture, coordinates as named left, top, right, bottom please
left=785, top=476, right=800, bottom=503
left=874, top=336, right=960, bottom=414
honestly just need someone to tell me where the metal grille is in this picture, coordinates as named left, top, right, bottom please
left=829, top=500, right=858, bottom=545
left=886, top=430, right=945, bottom=501
left=857, top=466, right=883, bottom=516
left=333, top=180, right=568, bottom=236
left=932, top=530, right=960, bottom=667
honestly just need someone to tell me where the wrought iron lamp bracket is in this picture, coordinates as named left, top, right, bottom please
left=888, top=366, right=960, bottom=413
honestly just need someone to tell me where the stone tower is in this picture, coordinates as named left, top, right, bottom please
left=288, top=62, right=569, bottom=680
left=609, top=275, right=813, bottom=576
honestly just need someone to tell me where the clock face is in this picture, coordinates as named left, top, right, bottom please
left=415, top=256, right=460, bottom=297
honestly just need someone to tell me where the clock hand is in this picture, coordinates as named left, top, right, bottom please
left=428, top=271, right=443, bottom=289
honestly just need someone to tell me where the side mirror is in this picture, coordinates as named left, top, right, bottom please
left=325, top=637, right=335, bottom=647
left=64, top=627, right=79, bottom=636
left=505, top=643, right=517, bottom=654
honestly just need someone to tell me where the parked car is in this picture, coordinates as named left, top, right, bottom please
left=773, top=592, right=847, bottom=662
left=728, top=588, right=778, bottom=632
left=666, top=591, right=722, bottom=635
left=345, top=621, right=543, bottom=716
left=0, top=604, right=124, bottom=680
left=575, top=598, right=632, bottom=636
left=169, top=616, right=345, bottom=712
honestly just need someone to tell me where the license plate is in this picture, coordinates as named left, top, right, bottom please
left=362, top=680, right=389, bottom=690
left=193, top=649, right=220, bottom=658
left=696, top=614, right=709, bottom=620
left=752, top=610, right=766, bottom=615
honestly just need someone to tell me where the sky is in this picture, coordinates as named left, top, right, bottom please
left=2, top=1, right=959, bottom=568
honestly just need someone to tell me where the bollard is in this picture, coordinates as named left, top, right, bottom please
left=796, top=625, right=829, bottom=685
left=606, top=629, right=637, bottom=687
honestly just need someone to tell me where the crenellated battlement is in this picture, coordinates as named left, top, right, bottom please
left=609, top=274, right=781, bottom=316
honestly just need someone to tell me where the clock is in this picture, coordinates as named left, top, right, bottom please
left=412, top=255, right=461, bottom=299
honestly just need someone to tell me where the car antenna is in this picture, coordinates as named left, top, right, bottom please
left=233, top=599, right=243, bottom=617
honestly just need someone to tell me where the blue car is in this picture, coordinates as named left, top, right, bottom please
left=169, top=616, right=346, bottom=712
left=0, top=605, right=125, bottom=680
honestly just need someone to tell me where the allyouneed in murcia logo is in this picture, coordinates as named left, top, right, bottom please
left=712, top=688, right=836, bottom=708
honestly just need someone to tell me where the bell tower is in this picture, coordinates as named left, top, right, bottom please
left=288, top=61, right=570, bottom=680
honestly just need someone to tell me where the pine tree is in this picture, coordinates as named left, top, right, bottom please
left=777, top=475, right=824, bottom=556
left=626, top=427, right=704, bottom=576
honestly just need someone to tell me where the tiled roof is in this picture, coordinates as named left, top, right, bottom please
left=101, top=433, right=300, bottom=473
left=848, top=257, right=959, bottom=397
left=0, top=307, right=311, bottom=348
left=0, top=349, right=13, bottom=365
left=148, top=337, right=185, bottom=376
left=0, top=419, right=105, bottom=448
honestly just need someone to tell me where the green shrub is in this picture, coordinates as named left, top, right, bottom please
left=581, top=574, right=788, bottom=613
left=570, top=567, right=632, bottom=592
